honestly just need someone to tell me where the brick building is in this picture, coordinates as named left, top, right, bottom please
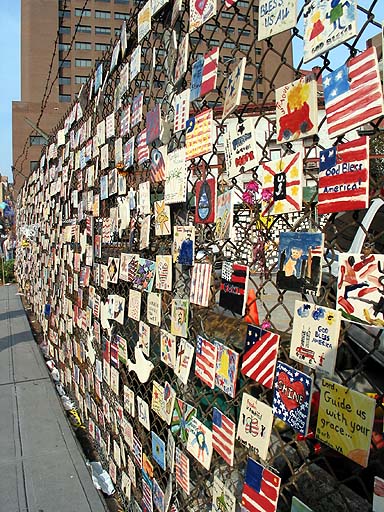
left=12, top=0, right=293, bottom=192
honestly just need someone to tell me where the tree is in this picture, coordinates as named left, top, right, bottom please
left=369, top=132, right=384, bottom=194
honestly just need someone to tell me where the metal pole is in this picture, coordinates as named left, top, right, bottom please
left=1, top=255, right=5, bottom=286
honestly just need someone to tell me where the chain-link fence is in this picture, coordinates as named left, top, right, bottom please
left=16, top=1, right=384, bottom=511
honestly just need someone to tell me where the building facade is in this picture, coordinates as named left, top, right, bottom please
left=12, top=0, right=293, bottom=192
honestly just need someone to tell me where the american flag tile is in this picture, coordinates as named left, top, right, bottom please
left=241, top=325, right=280, bottom=389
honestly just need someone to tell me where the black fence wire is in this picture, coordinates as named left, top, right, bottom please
left=16, top=1, right=384, bottom=511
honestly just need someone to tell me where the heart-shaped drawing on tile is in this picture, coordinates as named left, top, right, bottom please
left=157, top=260, right=169, bottom=288
left=195, top=0, right=208, bottom=16
left=277, top=372, right=305, bottom=411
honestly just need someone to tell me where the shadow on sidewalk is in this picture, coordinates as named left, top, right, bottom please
left=0, top=330, right=34, bottom=353
left=0, top=309, right=25, bottom=323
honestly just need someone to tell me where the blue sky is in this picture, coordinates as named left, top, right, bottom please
left=0, top=1, right=20, bottom=181
left=0, top=1, right=380, bottom=184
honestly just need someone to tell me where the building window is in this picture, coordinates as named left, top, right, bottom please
left=75, top=41, right=92, bottom=50
left=30, top=161, right=39, bottom=172
left=240, top=43, right=250, bottom=51
left=96, top=0, right=110, bottom=2
left=59, top=59, right=71, bottom=68
left=115, top=0, right=129, bottom=3
left=95, top=43, right=110, bottom=51
left=95, top=10, right=111, bottom=18
left=253, top=4, right=259, bottom=11
left=75, top=58, right=92, bottom=67
left=239, top=29, right=251, bottom=36
left=238, top=14, right=247, bottom=21
left=59, top=9, right=71, bottom=18
left=226, top=26, right=235, bottom=34
left=255, top=47, right=262, bottom=55
left=95, top=26, right=111, bottom=34
left=59, top=26, right=71, bottom=34
left=30, top=136, right=46, bottom=146
left=237, top=1, right=248, bottom=6
left=77, top=24, right=92, bottom=33
left=75, top=8, right=91, bottom=16
left=75, top=75, right=88, bottom=84
left=59, top=94, right=72, bottom=102
left=114, top=28, right=121, bottom=36
left=205, top=24, right=215, bottom=31
left=114, top=12, right=129, bottom=19
left=209, top=39, right=220, bottom=47
left=257, top=91, right=263, bottom=99
left=223, top=41, right=236, bottom=49
left=59, top=76, right=71, bottom=85
left=221, top=11, right=232, bottom=18
left=244, top=73, right=253, bottom=81
left=59, top=43, right=70, bottom=51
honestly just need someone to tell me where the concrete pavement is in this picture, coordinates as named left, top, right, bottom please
left=0, top=284, right=106, bottom=512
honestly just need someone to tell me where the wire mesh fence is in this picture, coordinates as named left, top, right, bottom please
left=16, top=0, right=384, bottom=511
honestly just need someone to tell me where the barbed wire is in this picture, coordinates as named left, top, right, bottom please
left=13, top=0, right=91, bottom=179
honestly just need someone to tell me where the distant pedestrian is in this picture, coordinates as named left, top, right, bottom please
left=3, top=235, right=14, bottom=261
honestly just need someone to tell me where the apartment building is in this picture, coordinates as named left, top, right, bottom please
left=12, top=0, right=293, bottom=191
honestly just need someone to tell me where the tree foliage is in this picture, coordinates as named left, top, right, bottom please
left=370, top=132, right=384, bottom=183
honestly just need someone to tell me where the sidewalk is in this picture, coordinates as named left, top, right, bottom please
left=0, top=284, right=106, bottom=512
